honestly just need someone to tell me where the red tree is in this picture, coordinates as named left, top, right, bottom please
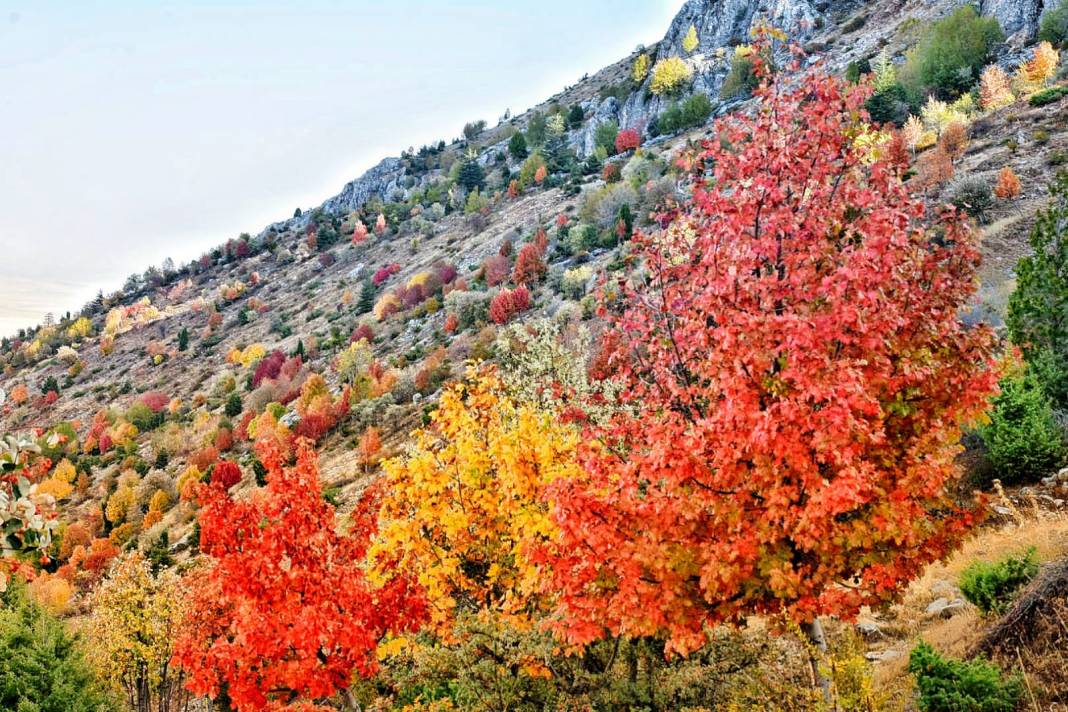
left=541, top=63, right=997, bottom=658
left=512, top=243, right=546, bottom=286
left=352, top=220, right=369, bottom=245
left=481, top=254, right=511, bottom=287
left=615, top=128, right=641, bottom=153
left=173, top=440, right=425, bottom=711
left=443, top=312, right=459, bottom=334
left=488, top=285, right=531, bottom=324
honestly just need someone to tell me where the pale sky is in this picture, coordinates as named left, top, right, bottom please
left=0, top=1, right=684, bottom=337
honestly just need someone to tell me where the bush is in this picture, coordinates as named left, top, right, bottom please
left=959, top=548, right=1039, bottom=614
left=125, top=402, right=164, bottom=432
left=1039, top=0, right=1068, bottom=46
left=980, top=372, right=1065, bottom=484
left=908, top=643, right=1022, bottom=712
left=721, top=51, right=759, bottom=100
left=594, top=121, right=619, bottom=155
left=946, top=175, right=993, bottom=223
left=904, top=6, right=1004, bottom=96
left=865, top=83, right=911, bottom=125
left=0, top=585, right=119, bottom=711
left=1029, top=85, right=1068, bottom=107
left=650, top=57, right=693, bottom=96
left=224, top=392, right=243, bottom=418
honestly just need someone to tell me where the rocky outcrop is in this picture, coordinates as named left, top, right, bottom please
left=616, top=0, right=822, bottom=139
left=319, top=156, right=406, bottom=215
left=980, top=0, right=1063, bottom=44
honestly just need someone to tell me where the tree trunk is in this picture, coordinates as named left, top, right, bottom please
left=802, top=618, right=832, bottom=704
left=342, top=688, right=362, bottom=712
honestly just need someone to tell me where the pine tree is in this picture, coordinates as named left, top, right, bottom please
left=508, top=131, right=528, bottom=159
left=356, top=280, right=376, bottom=316
left=147, top=531, right=174, bottom=574
left=177, top=327, right=189, bottom=352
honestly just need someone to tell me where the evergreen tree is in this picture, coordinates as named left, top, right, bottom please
left=357, top=280, right=376, bottom=315
left=147, top=531, right=174, bottom=574
left=177, top=327, right=189, bottom=352
left=224, top=392, right=243, bottom=418
left=508, top=131, right=528, bottom=160
left=1007, top=172, right=1068, bottom=408
left=0, top=585, right=119, bottom=712
left=458, top=159, right=485, bottom=192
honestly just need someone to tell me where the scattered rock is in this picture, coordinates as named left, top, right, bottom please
left=926, top=597, right=968, bottom=618
left=865, top=648, right=903, bottom=662
left=855, top=621, right=883, bottom=639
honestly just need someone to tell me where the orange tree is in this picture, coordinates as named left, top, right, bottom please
left=540, top=59, right=998, bottom=662
left=171, top=439, right=425, bottom=711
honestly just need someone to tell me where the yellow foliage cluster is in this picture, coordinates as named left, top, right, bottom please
left=682, top=24, right=699, bottom=54
left=632, top=52, right=650, bottom=83
left=226, top=343, right=267, bottom=368
left=650, top=56, right=693, bottom=96
left=104, top=298, right=161, bottom=337
left=66, top=316, right=93, bottom=340
left=372, top=365, right=585, bottom=635
left=28, top=573, right=73, bottom=614
left=84, top=553, right=188, bottom=708
left=373, top=292, right=402, bottom=321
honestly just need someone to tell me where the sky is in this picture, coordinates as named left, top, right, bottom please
left=0, top=0, right=685, bottom=338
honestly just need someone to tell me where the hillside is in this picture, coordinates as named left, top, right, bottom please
left=3, top=0, right=1068, bottom=710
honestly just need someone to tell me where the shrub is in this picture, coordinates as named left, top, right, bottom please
left=125, top=402, right=163, bottom=432
left=657, top=94, right=712, bottom=135
left=721, top=47, right=760, bottom=99
left=594, top=120, right=619, bottom=155
left=959, top=548, right=1039, bottom=614
left=904, top=6, right=1003, bottom=96
left=1029, top=85, right=1068, bottom=107
left=946, top=175, right=993, bottom=222
left=993, top=166, right=1021, bottom=199
left=224, top=392, right=243, bottom=418
left=1007, top=173, right=1068, bottom=407
left=980, top=372, right=1065, bottom=484
left=908, top=643, right=1022, bottom=712
left=615, top=128, right=641, bottom=153
left=650, top=57, right=693, bottom=96
left=488, top=286, right=531, bottom=325
left=1039, top=0, right=1068, bottom=46
left=444, top=290, right=491, bottom=329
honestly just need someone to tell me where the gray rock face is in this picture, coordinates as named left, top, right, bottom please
left=320, top=156, right=406, bottom=215
left=571, top=96, right=620, bottom=157
left=980, top=0, right=1054, bottom=44
left=617, top=0, right=821, bottom=140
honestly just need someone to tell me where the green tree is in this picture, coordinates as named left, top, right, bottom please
left=594, top=120, right=619, bottom=155
left=147, top=531, right=174, bottom=575
left=224, top=391, right=243, bottom=418
left=508, top=131, right=528, bottom=160
left=357, top=280, right=376, bottom=316
left=1007, top=173, right=1068, bottom=407
left=177, top=327, right=189, bottom=352
left=526, top=112, right=547, bottom=147
left=457, top=159, right=485, bottom=192
left=980, top=371, right=1065, bottom=484
left=1039, top=0, right=1068, bottom=46
left=903, top=6, right=1004, bottom=96
left=567, top=104, right=585, bottom=129
left=0, top=585, right=119, bottom=712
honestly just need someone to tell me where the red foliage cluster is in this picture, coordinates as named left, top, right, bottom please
left=443, top=313, right=459, bottom=334
left=372, top=263, right=401, bottom=286
left=488, top=285, right=531, bottom=325
left=540, top=63, right=998, bottom=655
left=190, top=446, right=221, bottom=472
left=211, top=461, right=242, bottom=490
left=602, top=162, right=622, bottom=183
left=433, top=260, right=458, bottom=285
left=512, top=243, right=547, bottom=286
left=252, top=350, right=286, bottom=388
left=481, top=254, right=511, bottom=287
left=615, top=128, right=641, bottom=153
left=172, top=440, right=425, bottom=711
left=350, top=324, right=375, bottom=344
left=138, top=391, right=170, bottom=413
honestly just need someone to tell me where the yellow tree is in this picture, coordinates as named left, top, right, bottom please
left=682, top=24, right=699, bottom=53
left=371, top=365, right=584, bottom=636
left=84, top=552, right=191, bottom=712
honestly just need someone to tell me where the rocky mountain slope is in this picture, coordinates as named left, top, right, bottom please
left=3, top=0, right=1068, bottom=706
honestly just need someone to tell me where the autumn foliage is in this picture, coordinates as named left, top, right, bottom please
left=994, top=166, right=1021, bottom=199
left=172, top=439, right=425, bottom=711
left=540, top=62, right=998, bottom=654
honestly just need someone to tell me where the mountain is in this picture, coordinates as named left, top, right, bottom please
left=3, top=0, right=1068, bottom=708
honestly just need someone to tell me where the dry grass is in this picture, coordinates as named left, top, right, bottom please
left=871, top=501, right=1068, bottom=694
